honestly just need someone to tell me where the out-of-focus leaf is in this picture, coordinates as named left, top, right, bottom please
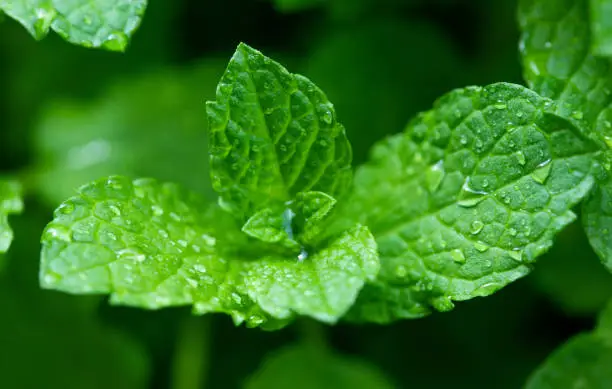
left=304, top=19, right=467, bottom=163
left=272, top=0, right=324, bottom=13
left=33, top=61, right=225, bottom=205
left=531, top=223, right=612, bottom=316
left=0, top=0, right=147, bottom=51
left=0, top=213, right=149, bottom=389
left=525, top=300, right=612, bottom=389
left=590, top=0, right=612, bottom=57
left=243, top=343, right=395, bottom=389
left=0, top=179, right=23, bottom=255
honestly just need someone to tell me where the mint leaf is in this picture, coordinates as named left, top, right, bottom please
left=340, top=83, right=600, bottom=322
left=526, top=333, right=612, bottom=389
left=244, top=344, right=395, bottom=389
left=2, top=212, right=150, bottom=389
left=518, top=0, right=612, bottom=138
left=0, top=179, right=23, bottom=254
left=243, top=225, right=378, bottom=323
left=33, top=63, right=220, bottom=206
left=591, top=0, right=612, bottom=56
left=583, top=176, right=612, bottom=271
left=40, top=176, right=377, bottom=326
left=207, top=43, right=352, bottom=222
left=0, top=0, right=146, bottom=51
left=526, top=300, right=612, bottom=389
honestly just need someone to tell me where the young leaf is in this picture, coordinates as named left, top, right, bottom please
left=0, top=179, right=23, bottom=254
left=40, top=176, right=378, bottom=327
left=590, top=0, right=612, bottom=57
left=206, top=43, right=352, bottom=222
left=0, top=0, right=146, bottom=51
left=518, top=0, right=612, bottom=139
left=339, top=82, right=600, bottom=322
left=583, top=176, right=612, bottom=271
left=244, top=343, right=395, bottom=389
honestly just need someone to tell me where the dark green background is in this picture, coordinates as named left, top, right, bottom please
left=1, top=0, right=611, bottom=388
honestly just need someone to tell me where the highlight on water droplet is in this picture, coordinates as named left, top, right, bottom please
left=474, top=241, right=489, bottom=252
left=571, top=110, right=584, bottom=120
left=457, top=177, right=488, bottom=208
left=430, top=296, right=455, bottom=312
left=395, top=265, right=408, bottom=278
left=425, top=160, right=445, bottom=192
left=470, top=220, right=484, bottom=235
left=531, top=159, right=552, bottom=184
left=515, top=150, right=526, bottom=166
left=473, top=282, right=502, bottom=297
left=103, top=31, right=129, bottom=52
left=450, top=248, right=466, bottom=264
left=508, top=249, right=522, bottom=262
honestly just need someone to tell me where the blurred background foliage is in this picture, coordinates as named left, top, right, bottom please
left=1, top=0, right=611, bottom=388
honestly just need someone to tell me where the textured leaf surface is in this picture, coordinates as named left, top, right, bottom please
left=0, top=179, right=23, bottom=254
left=33, top=63, right=220, bottom=206
left=591, top=0, right=612, bottom=56
left=339, top=82, right=599, bottom=323
left=207, top=43, right=352, bottom=222
left=518, top=0, right=612, bottom=139
left=0, top=0, right=146, bottom=51
left=244, top=344, right=395, bottom=389
left=40, top=176, right=378, bottom=326
left=583, top=176, right=612, bottom=271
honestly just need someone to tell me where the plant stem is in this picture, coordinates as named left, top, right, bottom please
left=297, top=317, right=328, bottom=351
left=171, top=315, right=211, bottom=389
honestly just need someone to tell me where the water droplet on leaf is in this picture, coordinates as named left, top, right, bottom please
left=450, top=249, right=466, bottom=263
left=470, top=220, right=484, bottom=235
left=425, top=161, right=445, bottom=192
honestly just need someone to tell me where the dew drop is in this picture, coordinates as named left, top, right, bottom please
left=473, top=282, right=502, bottom=297
left=43, top=225, right=71, bottom=242
left=395, top=265, right=408, bottom=278
left=531, top=160, right=552, bottom=184
left=470, top=220, right=484, bottom=235
left=430, top=296, right=455, bottom=312
left=508, top=228, right=518, bottom=237
left=450, top=249, right=466, bottom=264
left=474, top=241, right=489, bottom=252
left=103, top=32, right=129, bottom=52
left=425, top=161, right=445, bottom=192
left=508, top=250, right=522, bottom=262
left=494, top=103, right=507, bottom=110
left=458, top=177, right=488, bottom=208
left=117, top=248, right=146, bottom=263
left=571, top=111, right=584, bottom=120
left=297, top=249, right=308, bottom=262
left=515, top=151, right=526, bottom=166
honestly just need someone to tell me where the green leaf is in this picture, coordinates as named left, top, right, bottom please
left=33, top=62, right=221, bottom=206
left=0, top=179, right=23, bottom=254
left=272, top=0, right=324, bottom=13
left=531, top=223, right=612, bottom=316
left=338, top=82, right=600, bottom=323
left=596, top=298, right=612, bottom=337
left=40, top=176, right=378, bottom=326
left=206, top=43, right=352, bottom=222
left=583, top=176, right=612, bottom=271
left=244, top=344, right=395, bottom=389
left=1, top=214, right=150, bottom=389
left=526, top=333, right=612, bottom=389
left=0, top=0, right=146, bottom=51
left=518, top=0, right=612, bottom=140
left=591, top=0, right=612, bottom=56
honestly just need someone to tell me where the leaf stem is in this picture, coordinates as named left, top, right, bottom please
left=297, top=317, right=328, bottom=351
left=171, top=315, right=211, bottom=389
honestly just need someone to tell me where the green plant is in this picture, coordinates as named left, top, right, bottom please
left=2, top=0, right=612, bottom=387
